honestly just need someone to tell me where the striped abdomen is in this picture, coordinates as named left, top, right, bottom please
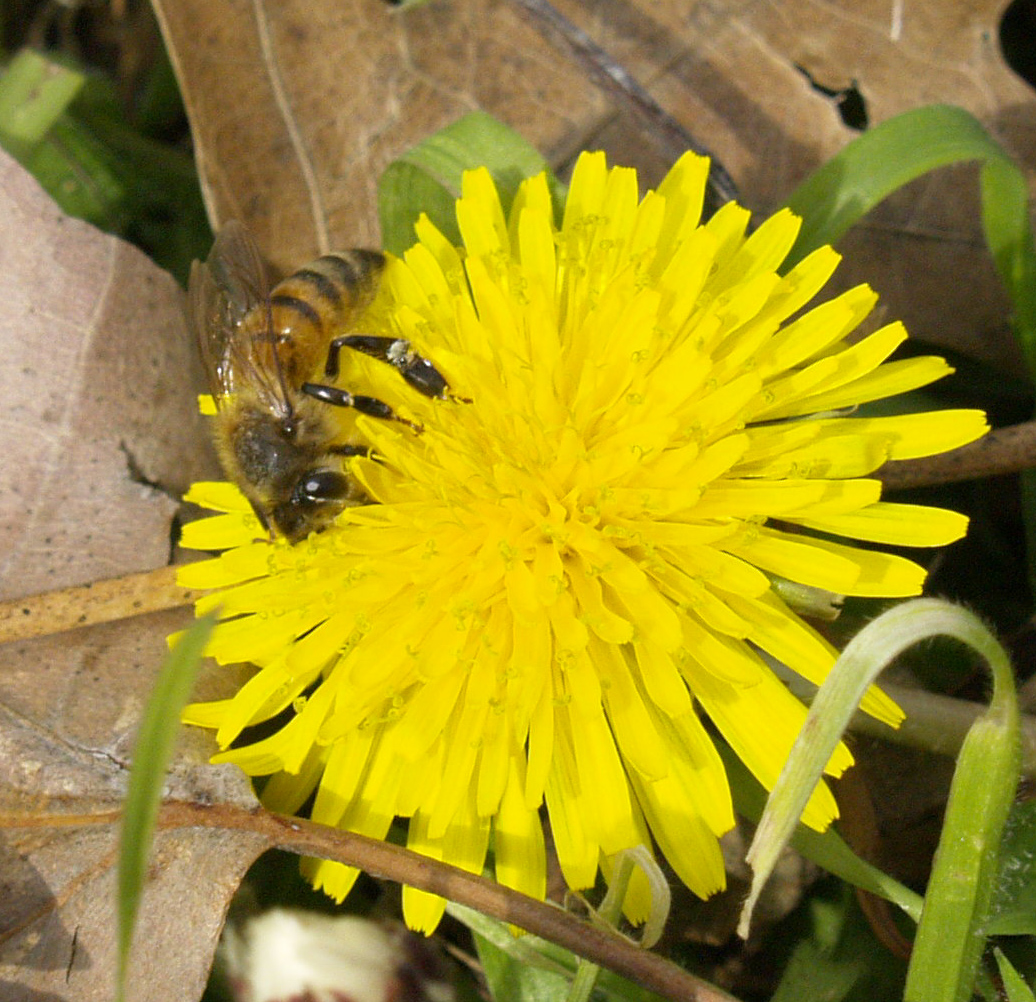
left=246, top=249, right=385, bottom=388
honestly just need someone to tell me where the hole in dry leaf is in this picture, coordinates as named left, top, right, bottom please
left=794, top=65, right=869, bottom=131
left=119, top=441, right=164, bottom=493
left=1000, top=0, right=1036, bottom=90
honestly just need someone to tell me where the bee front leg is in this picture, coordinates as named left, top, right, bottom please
left=301, top=382, right=423, bottom=432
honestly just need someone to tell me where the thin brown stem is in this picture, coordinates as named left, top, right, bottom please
left=159, top=802, right=742, bottom=1002
left=879, top=421, right=1036, bottom=491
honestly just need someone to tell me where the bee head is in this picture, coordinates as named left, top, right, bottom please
left=273, top=469, right=355, bottom=542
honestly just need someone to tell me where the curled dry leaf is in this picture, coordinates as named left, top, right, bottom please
left=0, top=152, right=212, bottom=596
left=0, top=149, right=264, bottom=1002
left=157, top=0, right=1034, bottom=374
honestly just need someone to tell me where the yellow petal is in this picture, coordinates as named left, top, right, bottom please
left=494, top=756, right=547, bottom=901
left=788, top=502, right=970, bottom=547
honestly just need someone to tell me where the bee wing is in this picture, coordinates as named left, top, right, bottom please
left=188, top=221, right=291, bottom=416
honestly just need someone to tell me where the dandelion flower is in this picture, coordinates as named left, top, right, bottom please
left=179, top=151, right=988, bottom=933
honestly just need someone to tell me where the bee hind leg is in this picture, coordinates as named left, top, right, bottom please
left=301, top=382, right=423, bottom=433
left=325, top=335, right=448, bottom=399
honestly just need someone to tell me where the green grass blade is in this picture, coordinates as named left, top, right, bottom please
left=739, top=598, right=1016, bottom=961
left=903, top=612, right=1020, bottom=1002
left=378, top=111, right=563, bottom=254
left=115, top=613, right=216, bottom=1002
left=994, top=949, right=1036, bottom=1002
left=720, top=743, right=923, bottom=922
left=0, top=51, right=209, bottom=282
left=979, top=154, right=1036, bottom=368
left=0, top=49, right=84, bottom=158
left=24, top=113, right=129, bottom=230
left=782, top=104, right=1036, bottom=368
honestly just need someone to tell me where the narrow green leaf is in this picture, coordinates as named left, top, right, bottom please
left=0, top=49, right=84, bottom=158
left=116, top=613, right=216, bottom=1002
left=738, top=598, right=1020, bottom=1001
left=782, top=104, right=1036, bottom=370
left=447, top=902, right=670, bottom=1002
left=0, top=52, right=209, bottom=282
left=741, top=600, right=945, bottom=935
left=378, top=111, right=563, bottom=254
left=895, top=606, right=1017, bottom=1002
left=23, top=114, right=128, bottom=230
left=740, top=596, right=1017, bottom=980
left=720, top=743, right=923, bottom=922
left=379, top=160, right=461, bottom=255
left=987, top=800, right=1036, bottom=935
left=995, top=949, right=1036, bottom=1002
left=979, top=154, right=1036, bottom=367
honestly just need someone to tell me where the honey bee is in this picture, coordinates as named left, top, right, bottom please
left=189, top=221, right=449, bottom=542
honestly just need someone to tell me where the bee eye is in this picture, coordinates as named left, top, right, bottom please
left=295, top=470, right=350, bottom=506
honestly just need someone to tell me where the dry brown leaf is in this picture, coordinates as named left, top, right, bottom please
left=0, top=150, right=265, bottom=1002
left=0, top=151, right=214, bottom=597
left=157, top=0, right=1034, bottom=374
left=0, top=612, right=267, bottom=1002
left=152, top=0, right=609, bottom=271
left=533, top=0, right=1036, bottom=374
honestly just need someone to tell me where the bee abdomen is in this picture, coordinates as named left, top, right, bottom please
left=265, top=250, right=386, bottom=384
left=272, top=250, right=385, bottom=326
left=315, top=250, right=385, bottom=294
left=268, top=292, right=323, bottom=328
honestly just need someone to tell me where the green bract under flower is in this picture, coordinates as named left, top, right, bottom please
left=179, top=151, right=987, bottom=932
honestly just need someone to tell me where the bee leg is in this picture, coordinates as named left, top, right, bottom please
left=329, top=442, right=384, bottom=465
left=328, top=445, right=384, bottom=465
left=301, top=382, right=423, bottom=433
left=325, top=335, right=448, bottom=400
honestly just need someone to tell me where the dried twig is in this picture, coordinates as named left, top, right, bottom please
left=0, top=565, right=198, bottom=645
left=158, top=803, right=743, bottom=1002
left=879, top=421, right=1036, bottom=491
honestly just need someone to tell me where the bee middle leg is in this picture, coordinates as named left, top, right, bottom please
left=328, top=443, right=377, bottom=459
left=301, top=382, right=422, bottom=432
